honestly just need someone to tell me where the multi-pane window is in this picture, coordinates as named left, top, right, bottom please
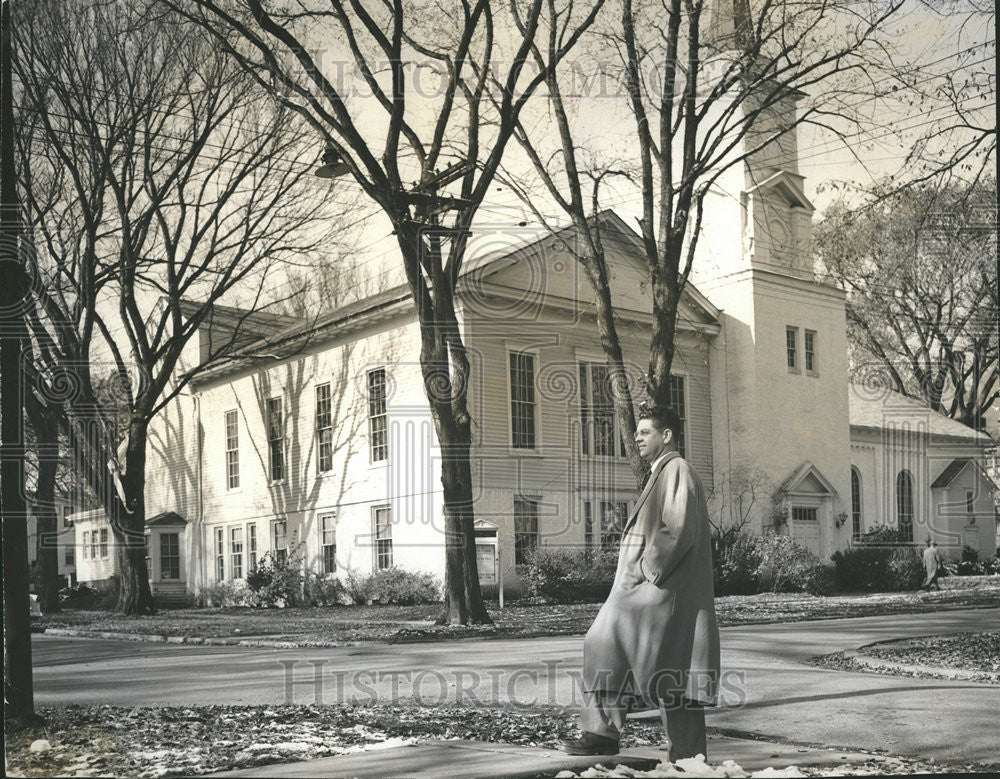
left=786, top=326, right=798, bottom=371
left=600, top=500, right=629, bottom=551
left=579, top=362, right=618, bottom=457
left=791, top=507, right=818, bottom=523
left=65, top=544, right=74, bottom=566
left=63, top=506, right=73, bottom=528
left=368, top=369, right=388, bottom=462
left=230, top=527, right=244, bottom=580
left=896, top=470, right=914, bottom=542
left=99, top=528, right=108, bottom=558
left=272, top=520, right=288, bottom=564
left=514, top=497, right=539, bottom=564
left=215, top=527, right=225, bottom=581
left=225, top=410, right=240, bottom=489
left=248, top=523, right=258, bottom=570
left=82, top=531, right=89, bottom=559
left=851, top=468, right=863, bottom=540
left=804, top=330, right=817, bottom=375
left=967, top=490, right=975, bottom=515
left=89, top=531, right=97, bottom=560
left=267, top=397, right=284, bottom=482
left=321, top=513, right=337, bottom=574
left=509, top=352, right=536, bottom=449
left=160, top=533, right=180, bottom=580
left=374, top=507, right=392, bottom=570
left=315, top=383, right=333, bottom=472
left=583, top=501, right=594, bottom=548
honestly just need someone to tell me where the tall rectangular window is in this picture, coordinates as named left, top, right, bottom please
left=65, top=544, right=74, bottom=566
left=225, top=409, right=240, bottom=489
left=315, top=383, right=333, bottom=472
left=215, top=527, right=225, bottom=581
left=230, top=526, right=243, bottom=580
left=668, top=374, right=687, bottom=458
left=89, top=531, right=97, bottom=560
left=99, top=528, right=109, bottom=558
left=579, top=362, right=614, bottom=456
left=804, top=330, right=817, bottom=375
left=267, top=397, right=284, bottom=481
left=600, top=500, right=629, bottom=551
left=786, top=326, right=799, bottom=371
left=368, top=369, right=388, bottom=462
left=374, top=507, right=392, bottom=570
left=514, top=497, right=539, bottom=564
left=160, top=533, right=180, bottom=580
left=583, top=501, right=594, bottom=549
left=82, top=531, right=89, bottom=559
left=247, top=523, right=258, bottom=570
left=509, top=352, right=536, bottom=449
left=967, top=490, right=975, bottom=514
left=321, top=513, right=337, bottom=574
left=63, top=506, right=73, bottom=528
left=272, top=520, right=288, bottom=564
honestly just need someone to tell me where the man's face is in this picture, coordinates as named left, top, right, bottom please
left=635, top=418, right=672, bottom=463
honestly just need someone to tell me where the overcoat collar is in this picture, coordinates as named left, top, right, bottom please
left=622, top=450, right=680, bottom=536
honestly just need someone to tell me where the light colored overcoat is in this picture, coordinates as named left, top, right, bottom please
left=582, top=451, right=721, bottom=706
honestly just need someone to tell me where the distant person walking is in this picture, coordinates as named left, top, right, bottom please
left=921, top=539, right=945, bottom=591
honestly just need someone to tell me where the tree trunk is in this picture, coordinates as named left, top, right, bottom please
left=33, top=447, right=61, bottom=614
left=115, top=422, right=154, bottom=615
left=648, top=267, right=682, bottom=412
left=584, top=256, right=648, bottom=488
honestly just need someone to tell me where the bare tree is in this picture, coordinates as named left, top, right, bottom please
left=16, top=0, right=335, bottom=614
left=815, top=179, right=998, bottom=432
left=504, top=0, right=905, bottom=483
left=163, top=0, right=606, bottom=624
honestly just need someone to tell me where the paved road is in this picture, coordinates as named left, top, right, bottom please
left=34, top=608, right=1000, bottom=766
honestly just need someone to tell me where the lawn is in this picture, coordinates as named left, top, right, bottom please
left=36, top=576, right=1000, bottom=646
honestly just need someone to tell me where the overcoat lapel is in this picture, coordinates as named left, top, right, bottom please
left=622, top=451, right=679, bottom=537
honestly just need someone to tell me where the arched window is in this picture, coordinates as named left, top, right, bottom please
left=896, top=470, right=914, bottom=542
left=850, top=467, right=863, bottom=540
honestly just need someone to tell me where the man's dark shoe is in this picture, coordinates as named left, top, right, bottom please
left=559, top=732, right=620, bottom=755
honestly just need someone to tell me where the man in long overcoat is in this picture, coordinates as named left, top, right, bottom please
left=561, top=406, right=720, bottom=759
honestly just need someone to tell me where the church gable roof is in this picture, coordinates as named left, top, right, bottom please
left=747, top=170, right=814, bottom=211
left=848, top=384, right=991, bottom=444
left=930, top=458, right=999, bottom=491
left=775, top=461, right=837, bottom=498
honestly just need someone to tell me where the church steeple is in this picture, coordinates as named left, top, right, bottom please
left=702, top=0, right=755, bottom=54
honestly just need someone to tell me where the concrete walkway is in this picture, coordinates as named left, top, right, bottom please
left=209, top=734, right=881, bottom=778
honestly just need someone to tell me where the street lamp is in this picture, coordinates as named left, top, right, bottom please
left=314, top=147, right=349, bottom=179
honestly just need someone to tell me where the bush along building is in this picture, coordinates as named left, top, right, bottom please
left=70, top=89, right=996, bottom=601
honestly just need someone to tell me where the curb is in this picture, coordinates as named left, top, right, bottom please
left=843, top=648, right=1000, bottom=683
left=39, top=627, right=355, bottom=649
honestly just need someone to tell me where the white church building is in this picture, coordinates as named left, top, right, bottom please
left=71, top=89, right=997, bottom=600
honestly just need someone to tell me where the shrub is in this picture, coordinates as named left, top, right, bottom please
left=366, top=567, right=441, bottom=604
left=831, top=526, right=922, bottom=592
left=981, top=557, right=1000, bottom=575
left=194, top=580, right=249, bottom=608
left=714, top=533, right=834, bottom=596
left=521, top=547, right=618, bottom=603
left=713, top=533, right=763, bottom=595
left=341, top=567, right=442, bottom=605
left=342, top=571, right=372, bottom=605
left=304, top=573, right=347, bottom=606
left=245, top=549, right=304, bottom=607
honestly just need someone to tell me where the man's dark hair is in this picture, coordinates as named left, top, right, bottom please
left=638, top=403, right=681, bottom=438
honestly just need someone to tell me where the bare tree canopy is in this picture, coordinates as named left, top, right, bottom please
left=815, top=179, right=998, bottom=433
left=503, top=0, right=908, bottom=483
left=16, top=0, right=337, bottom=613
left=164, top=0, right=607, bottom=623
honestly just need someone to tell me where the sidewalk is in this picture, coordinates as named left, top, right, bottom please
left=209, top=733, right=879, bottom=778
